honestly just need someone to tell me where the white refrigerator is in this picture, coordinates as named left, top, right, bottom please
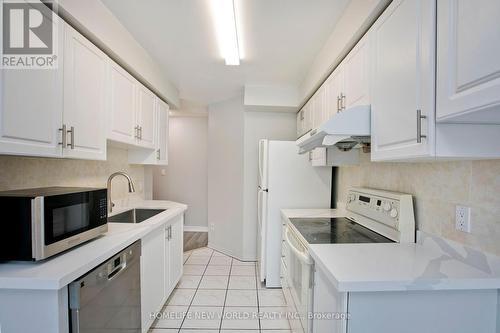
left=257, top=139, right=331, bottom=287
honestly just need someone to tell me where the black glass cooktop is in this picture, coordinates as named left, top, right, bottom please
left=289, top=217, right=394, bottom=244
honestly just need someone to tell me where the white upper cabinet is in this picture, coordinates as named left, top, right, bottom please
left=343, top=34, right=370, bottom=109
left=0, top=14, right=64, bottom=158
left=108, top=60, right=137, bottom=145
left=311, top=87, right=327, bottom=129
left=296, top=111, right=304, bottom=138
left=297, top=101, right=313, bottom=138
left=128, top=96, right=169, bottom=165
left=299, top=32, right=371, bottom=135
left=156, top=99, right=169, bottom=165
left=136, top=84, right=156, bottom=149
left=436, top=0, right=500, bottom=123
left=370, top=0, right=436, bottom=161
left=324, top=66, right=344, bottom=118
left=63, top=24, right=108, bottom=160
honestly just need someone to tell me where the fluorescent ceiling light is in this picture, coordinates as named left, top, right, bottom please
left=211, top=0, right=241, bottom=66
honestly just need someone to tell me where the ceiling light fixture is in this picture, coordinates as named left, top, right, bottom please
left=211, top=0, right=241, bottom=66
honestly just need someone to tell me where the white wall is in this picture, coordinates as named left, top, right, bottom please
left=207, top=97, right=297, bottom=260
left=242, top=112, right=297, bottom=260
left=299, top=0, right=390, bottom=103
left=54, top=0, right=180, bottom=107
left=207, top=97, right=245, bottom=258
left=153, top=116, right=208, bottom=227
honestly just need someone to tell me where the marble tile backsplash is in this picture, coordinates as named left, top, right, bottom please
left=338, top=153, right=500, bottom=256
left=0, top=147, right=146, bottom=207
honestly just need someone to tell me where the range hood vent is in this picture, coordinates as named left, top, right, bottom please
left=296, top=105, right=371, bottom=154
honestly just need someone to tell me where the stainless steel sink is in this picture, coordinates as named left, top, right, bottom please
left=108, top=208, right=166, bottom=223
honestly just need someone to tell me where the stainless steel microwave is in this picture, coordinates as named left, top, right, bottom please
left=0, top=187, right=108, bottom=261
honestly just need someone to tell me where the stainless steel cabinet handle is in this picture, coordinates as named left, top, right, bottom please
left=134, top=125, right=139, bottom=139
left=300, top=111, right=304, bottom=121
left=308, top=151, right=312, bottom=162
left=68, top=126, right=75, bottom=149
left=169, top=226, right=172, bottom=239
left=157, top=149, right=161, bottom=160
left=416, top=109, right=427, bottom=143
left=59, top=124, right=67, bottom=148
left=139, top=126, right=143, bottom=140
left=337, top=96, right=341, bottom=112
left=341, top=93, right=346, bottom=110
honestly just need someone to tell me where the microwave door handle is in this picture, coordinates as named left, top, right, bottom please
left=285, top=228, right=313, bottom=265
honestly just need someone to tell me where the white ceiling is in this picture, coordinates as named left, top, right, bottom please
left=102, top=0, right=349, bottom=105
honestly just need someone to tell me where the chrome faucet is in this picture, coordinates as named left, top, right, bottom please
left=107, top=171, right=136, bottom=213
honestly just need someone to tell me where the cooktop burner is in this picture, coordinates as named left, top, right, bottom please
left=289, top=217, right=394, bottom=244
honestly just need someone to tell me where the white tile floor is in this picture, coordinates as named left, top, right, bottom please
left=150, top=247, right=291, bottom=333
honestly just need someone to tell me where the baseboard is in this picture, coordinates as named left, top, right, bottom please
left=207, top=242, right=257, bottom=262
left=184, top=226, right=209, bottom=232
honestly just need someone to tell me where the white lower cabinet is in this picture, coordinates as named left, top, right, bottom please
left=141, top=215, right=184, bottom=333
left=312, top=267, right=348, bottom=333
left=165, top=215, right=184, bottom=295
left=313, top=264, right=499, bottom=333
left=141, top=226, right=166, bottom=332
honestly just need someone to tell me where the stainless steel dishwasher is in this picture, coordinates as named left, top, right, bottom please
left=69, top=241, right=141, bottom=333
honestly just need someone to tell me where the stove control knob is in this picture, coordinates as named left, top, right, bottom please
left=390, top=208, right=398, bottom=218
left=383, top=202, right=392, bottom=211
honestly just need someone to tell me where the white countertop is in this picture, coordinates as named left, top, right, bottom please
left=282, top=208, right=500, bottom=292
left=0, top=200, right=187, bottom=290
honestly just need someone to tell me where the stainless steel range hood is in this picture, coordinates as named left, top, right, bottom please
left=296, top=105, right=371, bottom=154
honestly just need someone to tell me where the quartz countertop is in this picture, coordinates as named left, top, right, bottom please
left=0, top=200, right=187, bottom=290
left=281, top=208, right=500, bottom=292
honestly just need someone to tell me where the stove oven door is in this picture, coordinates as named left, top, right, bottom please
left=284, top=226, right=314, bottom=333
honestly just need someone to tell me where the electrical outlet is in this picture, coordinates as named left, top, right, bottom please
left=210, top=223, right=215, bottom=231
left=456, top=205, right=471, bottom=233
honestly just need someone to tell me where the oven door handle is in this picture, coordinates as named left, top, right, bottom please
left=285, top=227, right=313, bottom=265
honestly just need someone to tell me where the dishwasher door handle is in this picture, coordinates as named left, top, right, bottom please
left=107, top=262, right=127, bottom=281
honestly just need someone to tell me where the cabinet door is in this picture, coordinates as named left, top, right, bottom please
left=141, top=228, right=166, bottom=332
left=0, top=14, right=63, bottom=158
left=436, top=0, right=500, bottom=123
left=310, top=148, right=327, bottom=167
left=156, top=99, right=169, bottom=165
left=370, top=0, right=436, bottom=161
left=296, top=110, right=304, bottom=138
left=169, top=216, right=184, bottom=290
left=137, top=85, right=156, bottom=149
left=324, top=66, right=344, bottom=119
left=63, top=24, right=107, bottom=160
left=344, top=34, right=370, bottom=109
left=302, top=101, right=313, bottom=133
left=313, top=267, right=348, bottom=333
left=108, top=60, right=137, bottom=144
left=164, top=225, right=172, bottom=299
left=312, top=87, right=327, bottom=129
